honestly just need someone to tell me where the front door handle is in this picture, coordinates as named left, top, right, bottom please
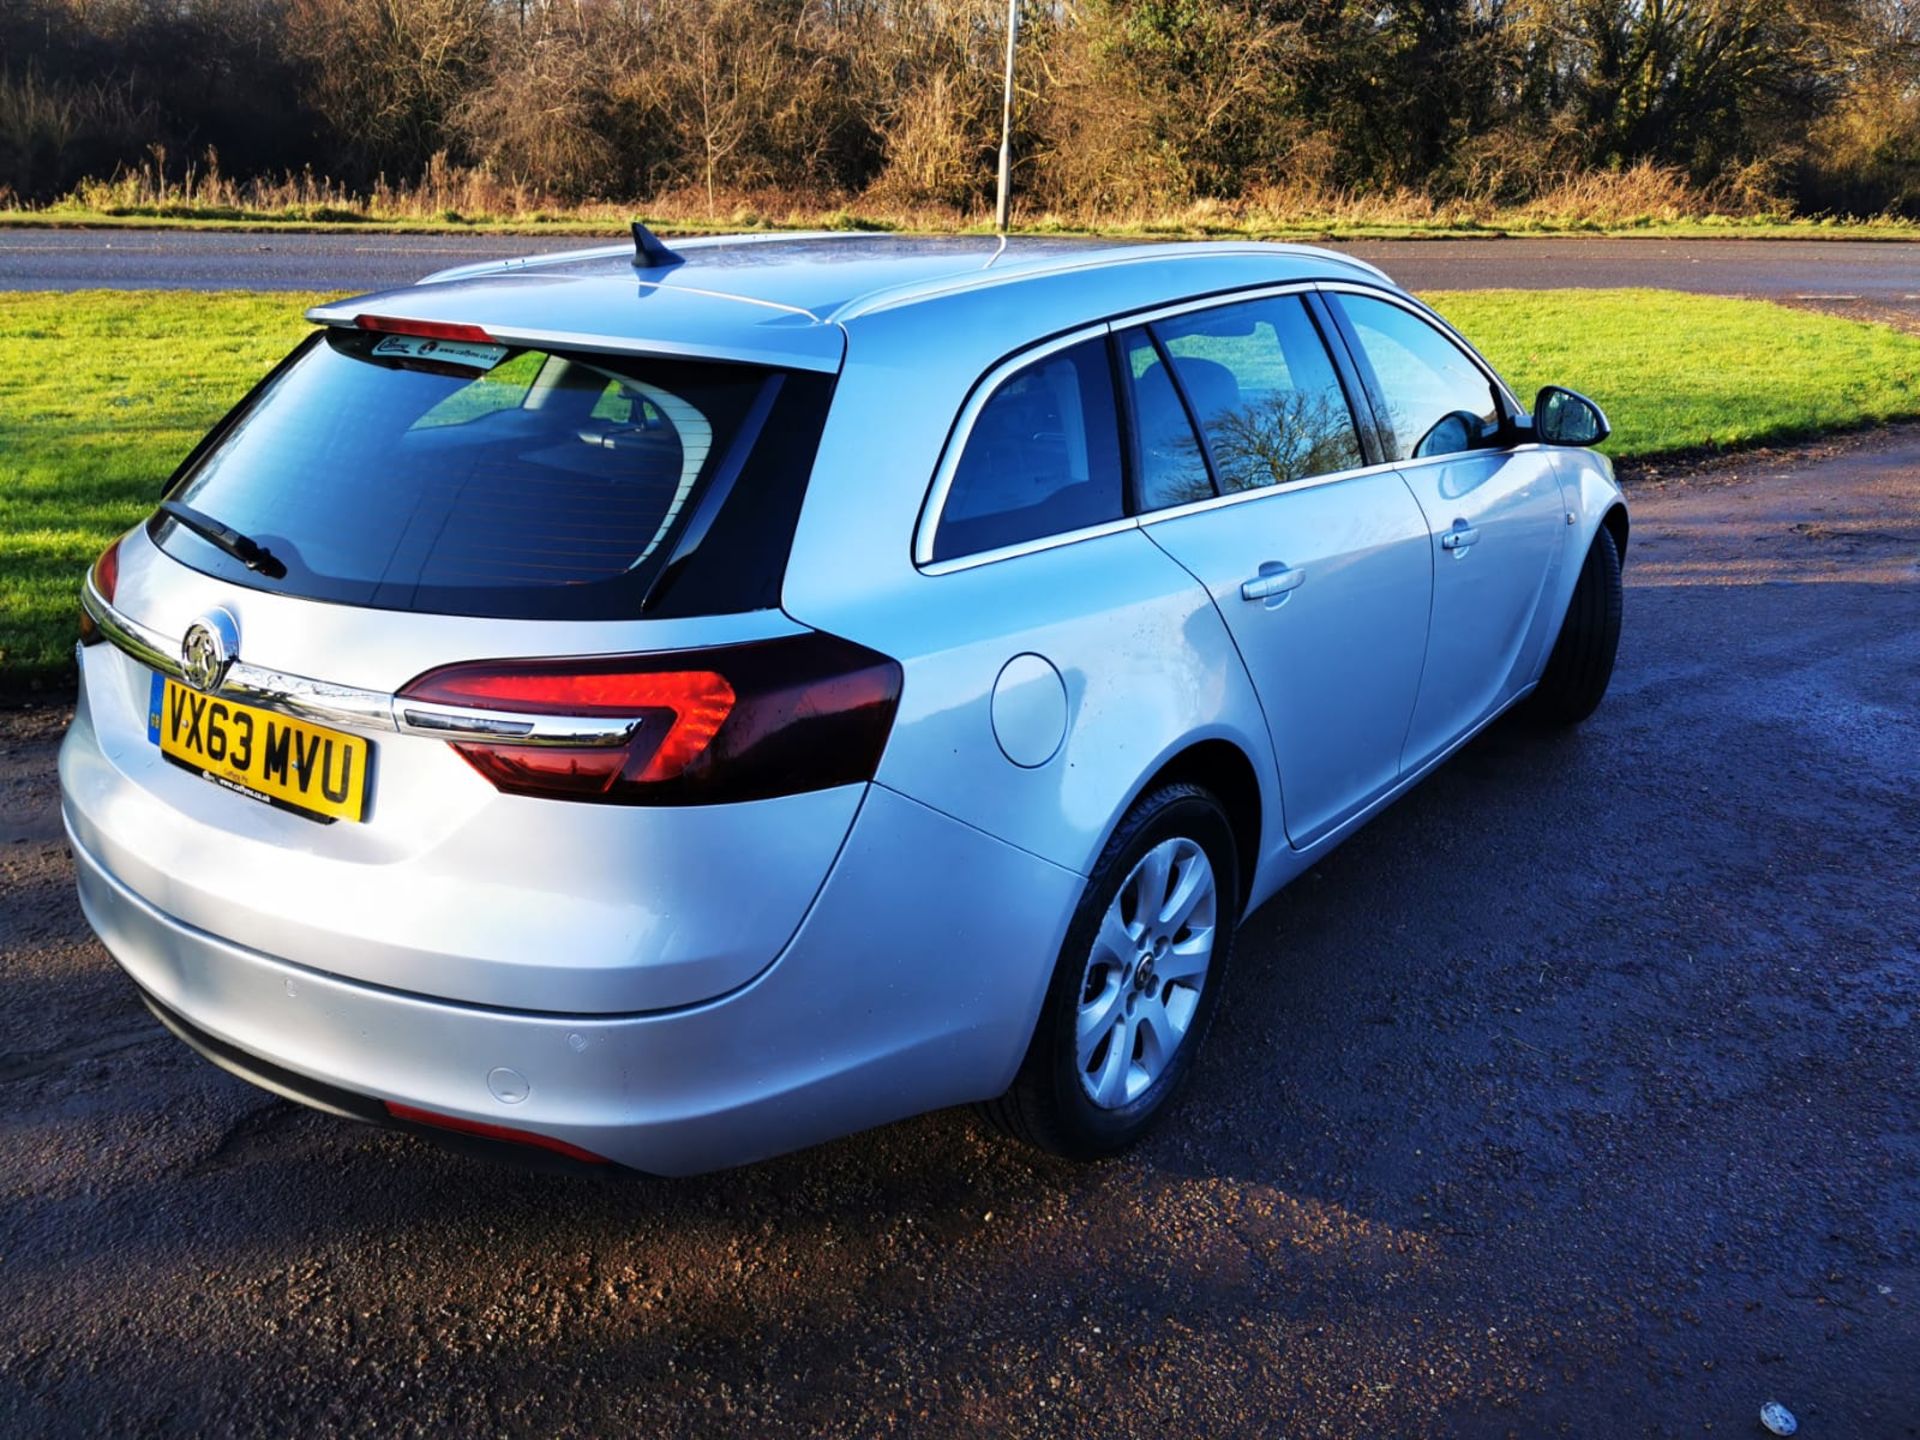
left=1241, top=563, right=1306, bottom=604
left=1440, top=521, right=1481, bottom=552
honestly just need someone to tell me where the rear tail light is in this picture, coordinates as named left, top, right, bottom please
left=78, top=535, right=123, bottom=645
left=397, top=631, right=902, bottom=805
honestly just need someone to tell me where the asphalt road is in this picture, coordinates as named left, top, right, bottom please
left=2, top=433, right=1917, bottom=1437
left=2, top=228, right=1919, bottom=302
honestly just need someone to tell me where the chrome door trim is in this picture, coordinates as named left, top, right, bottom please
left=917, top=515, right=1143, bottom=576
left=912, top=322, right=1118, bottom=571
left=81, top=580, right=642, bottom=747
left=389, top=699, right=642, bottom=746
left=909, top=276, right=1547, bottom=570
left=1136, top=457, right=1406, bottom=525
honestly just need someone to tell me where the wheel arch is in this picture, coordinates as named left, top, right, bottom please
left=1124, top=738, right=1264, bottom=913
left=1601, top=502, right=1629, bottom=565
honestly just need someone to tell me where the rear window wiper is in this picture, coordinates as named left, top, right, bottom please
left=157, top=499, right=287, bottom=579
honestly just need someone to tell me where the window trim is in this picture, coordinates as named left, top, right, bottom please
left=912, top=279, right=1541, bottom=574
left=913, top=323, right=1130, bottom=573
left=1304, top=290, right=1391, bottom=471
left=1115, top=281, right=1316, bottom=331
left=1133, top=455, right=1410, bottom=527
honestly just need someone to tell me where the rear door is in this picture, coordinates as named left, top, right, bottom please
left=1127, top=291, right=1434, bottom=848
left=1325, top=290, right=1568, bottom=770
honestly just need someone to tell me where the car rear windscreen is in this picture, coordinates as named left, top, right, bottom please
left=149, top=328, right=834, bottom=620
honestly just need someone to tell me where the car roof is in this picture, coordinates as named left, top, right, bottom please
left=306, top=232, right=1394, bottom=374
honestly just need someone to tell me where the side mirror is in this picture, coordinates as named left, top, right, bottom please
left=1534, top=386, right=1610, bottom=447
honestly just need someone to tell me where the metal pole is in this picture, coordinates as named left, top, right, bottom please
left=995, top=0, right=1020, bottom=233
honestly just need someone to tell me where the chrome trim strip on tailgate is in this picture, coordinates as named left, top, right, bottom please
left=80, top=578, right=642, bottom=748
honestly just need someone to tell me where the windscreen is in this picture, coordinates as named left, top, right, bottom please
left=150, top=329, right=833, bottom=620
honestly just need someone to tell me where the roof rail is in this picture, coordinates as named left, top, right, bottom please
left=826, top=241, right=1393, bottom=323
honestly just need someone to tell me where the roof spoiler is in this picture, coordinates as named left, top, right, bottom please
left=631, top=221, right=685, bottom=271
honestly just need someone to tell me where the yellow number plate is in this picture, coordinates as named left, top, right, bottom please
left=149, top=673, right=371, bottom=824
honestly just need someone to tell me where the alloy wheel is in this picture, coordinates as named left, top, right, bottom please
left=1075, top=836, right=1217, bottom=1109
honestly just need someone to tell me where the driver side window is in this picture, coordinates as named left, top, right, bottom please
left=1336, top=294, right=1503, bottom=462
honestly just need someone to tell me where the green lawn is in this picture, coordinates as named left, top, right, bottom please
left=1434, top=288, right=1920, bottom=456
left=5, top=287, right=1920, bottom=695
left=1, top=291, right=331, bottom=694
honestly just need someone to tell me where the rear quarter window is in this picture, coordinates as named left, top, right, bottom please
left=930, top=336, right=1125, bottom=563
left=151, top=329, right=832, bottom=620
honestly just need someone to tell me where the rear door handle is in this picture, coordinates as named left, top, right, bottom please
left=1440, top=521, right=1480, bottom=552
left=1241, top=563, right=1306, bottom=603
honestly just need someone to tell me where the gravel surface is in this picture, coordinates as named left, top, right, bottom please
left=2, top=433, right=1917, bottom=1437
left=4, top=229, right=1920, bottom=315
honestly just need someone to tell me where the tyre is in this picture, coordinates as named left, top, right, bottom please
left=980, top=782, right=1239, bottom=1159
left=1529, top=523, right=1623, bottom=726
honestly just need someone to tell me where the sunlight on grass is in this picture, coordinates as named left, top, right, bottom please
left=0, top=291, right=332, bottom=691
left=5, top=287, right=1919, bottom=692
left=1431, top=289, right=1920, bottom=459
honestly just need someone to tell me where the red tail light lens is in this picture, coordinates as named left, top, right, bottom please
left=79, top=535, right=123, bottom=645
left=92, top=535, right=122, bottom=602
left=354, top=314, right=497, bottom=344
left=398, top=631, right=902, bottom=806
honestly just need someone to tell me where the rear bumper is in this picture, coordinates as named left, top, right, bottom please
left=136, top=987, right=626, bottom=1176
left=67, top=781, right=1082, bottom=1176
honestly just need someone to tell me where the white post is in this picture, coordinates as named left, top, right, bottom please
left=995, top=0, right=1020, bottom=233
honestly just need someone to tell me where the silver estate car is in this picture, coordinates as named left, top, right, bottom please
left=62, top=232, right=1626, bottom=1174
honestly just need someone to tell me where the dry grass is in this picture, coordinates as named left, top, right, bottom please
left=40, top=153, right=933, bottom=232
left=55, top=148, right=568, bottom=226
left=17, top=155, right=1919, bottom=240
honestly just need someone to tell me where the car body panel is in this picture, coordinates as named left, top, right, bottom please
left=414, top=232, right=1388, bottom=321
left=1142, top=470, right=1434, bottom=848
left=1542, top=447, right=1627, bottom=639
left=320, top=236, right=1392, bottom=378
left=1394, top=446, right=1569, bottom=770
left=790, top=521, right=1283, bottom=884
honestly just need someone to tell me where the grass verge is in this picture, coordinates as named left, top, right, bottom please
left=5, top=287, right=1919, bottom=695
